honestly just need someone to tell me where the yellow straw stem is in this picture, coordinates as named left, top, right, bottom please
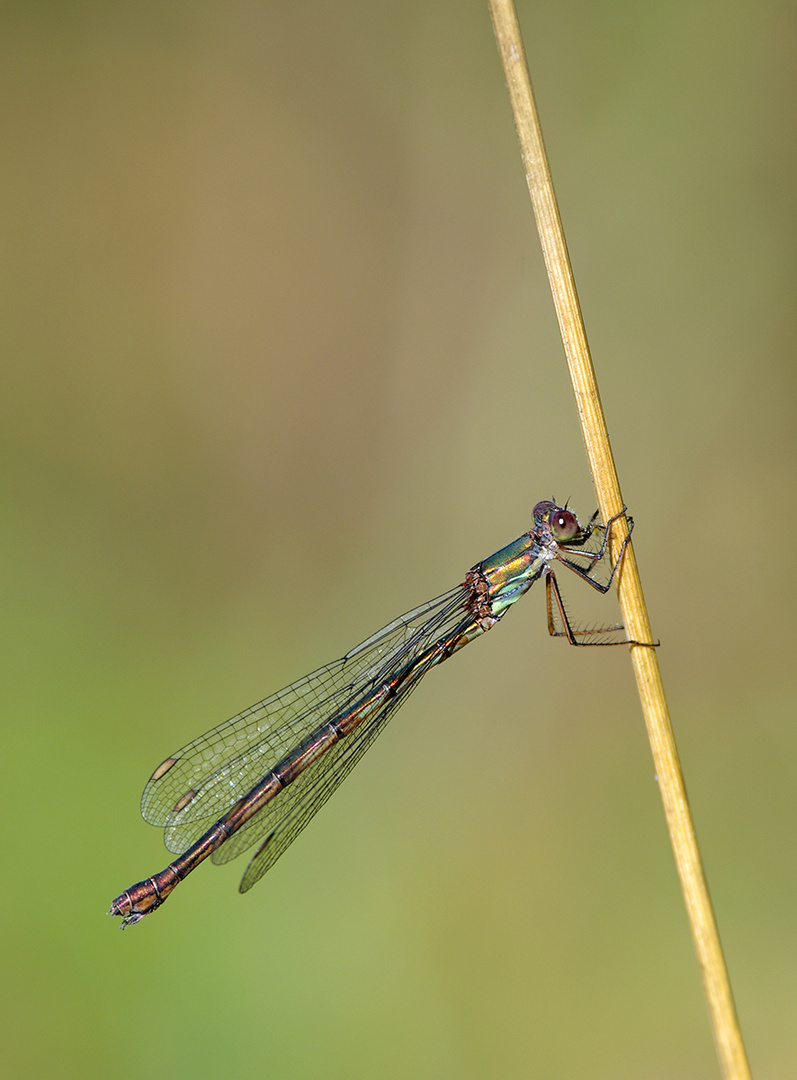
left=487, top=2, right=751, bottom=1077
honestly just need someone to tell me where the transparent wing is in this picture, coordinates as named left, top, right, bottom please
left=139, top=586, right=471, bottom=856
left=237, top=684, right=417, bottom=891
left=233, top=599, right=474, bottom=891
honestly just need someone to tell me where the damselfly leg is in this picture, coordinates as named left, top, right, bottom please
left=544, top=506, right=647, bottom=646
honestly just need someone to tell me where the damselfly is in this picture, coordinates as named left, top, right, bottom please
left=109, top=500, right=648, bottom=927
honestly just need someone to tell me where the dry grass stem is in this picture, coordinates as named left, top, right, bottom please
left=487, top=1, right=751, bottom=1077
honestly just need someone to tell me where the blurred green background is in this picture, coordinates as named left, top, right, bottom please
left=2, top=2, right=795, bottom=1077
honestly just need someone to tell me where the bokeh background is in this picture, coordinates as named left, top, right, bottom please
left=2, top=2, right=795, bottom=1077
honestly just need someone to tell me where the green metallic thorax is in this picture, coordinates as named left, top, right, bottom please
left=478, top=532, right=548, bottom=618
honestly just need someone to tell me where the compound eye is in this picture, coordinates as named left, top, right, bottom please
left=550, top=509, right=579, bottom=541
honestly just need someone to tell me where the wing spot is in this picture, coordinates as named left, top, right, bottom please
left=171, top=789, right=197, bottom=814
left=150, top=757, right=178, bottom=782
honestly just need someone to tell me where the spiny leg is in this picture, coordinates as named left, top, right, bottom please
left=545, top=569, right=656, bottom=647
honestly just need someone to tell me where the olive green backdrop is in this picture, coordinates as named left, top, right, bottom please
left=2, top=2, right=794, bottom=1077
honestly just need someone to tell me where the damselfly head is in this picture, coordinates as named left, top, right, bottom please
left=533, top=501, right=581, bottom=542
